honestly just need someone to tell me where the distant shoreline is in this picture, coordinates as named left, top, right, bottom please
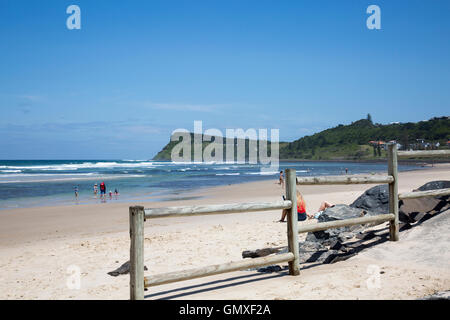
left=279, top=158, right=450, bottom=165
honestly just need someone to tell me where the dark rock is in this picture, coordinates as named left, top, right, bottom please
left=319, top=204, right=369, bottom=221
left=399, top=180, right=450, bottom=223
left=107, top=261, right=148, bottom=277
left=329, top=239, right=345, bottom=251
left=257, top=265, right=283, bottom=273
left=352, top=181, right=450, bottom=224
left=355, top=230, right=378, bottom=241
left=305, top=204, right=379, bottom=245
left=419, top=290, right=450, bottom=300
left=350, top=185, right=390, bottom=214
left=242, top=247, right=281, bottom=259
left=415, top=180, right=450, bottom=192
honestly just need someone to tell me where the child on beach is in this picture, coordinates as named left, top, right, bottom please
left=93, top=183, right=98, bottom=195
left=74, top=186, right=79, bottom=198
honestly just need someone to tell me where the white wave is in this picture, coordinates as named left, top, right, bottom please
left=0, top=173, right=146, bottom=184
left=0, top=161, right=156, bottom=171
left=245, top=171, right=279, bottom=175
left=169, top=161, right=220, bottom=165
left=215, top=173, right=240, bottom=176
left=1, top=170, right=22, bottom=173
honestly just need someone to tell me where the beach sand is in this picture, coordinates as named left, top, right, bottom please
left=0, top=164, right=449, bottom=300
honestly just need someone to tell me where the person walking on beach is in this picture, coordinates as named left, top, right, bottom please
left=278, top=171, right=284, bottom=188
left=345, top=168, right=348, bottom=174
left=74, top=186, right=79, bottom=198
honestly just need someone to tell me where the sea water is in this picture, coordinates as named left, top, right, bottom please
left=0, top=160, right=423, bottom=210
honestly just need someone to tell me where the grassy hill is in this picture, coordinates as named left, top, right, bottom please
left=153, top=133, right=287, bottom=161
left=279, top=116, right=449, bottom=160
left=153, top=116, right=450, bottom=161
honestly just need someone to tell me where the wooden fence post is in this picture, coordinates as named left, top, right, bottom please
left=285, top=169, right=300, bottom=275
left=130, top=206, right=145, bottom=300
left=387, top=144, right=399, bottom=241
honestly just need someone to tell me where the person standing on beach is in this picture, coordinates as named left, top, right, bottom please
left=100, top=181, right=106, bottom=198
left=279, top=171, right=284, bottom=188
left=74, top=186, right=79, bottom=198
left=93, top=183, right=98, bottom=196
left=345, top=168, right=348, bottom=174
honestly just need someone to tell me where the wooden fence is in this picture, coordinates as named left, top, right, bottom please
left=129, top=146, right=450, bottom=299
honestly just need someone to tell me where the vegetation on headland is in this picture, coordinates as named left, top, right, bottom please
left=153, top=116, right=450, bottom=161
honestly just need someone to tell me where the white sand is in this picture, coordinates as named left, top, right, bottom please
left=0, top=164, right=449, bottom=299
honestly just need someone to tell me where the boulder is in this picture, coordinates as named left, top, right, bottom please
left=305, top=204, right=379, bottom=245
left=351, top=181, right=450, bottom=223
left=400, top=180, right=450, bottom=223
left=350, top=185, right=389, bottom=214
left=415, top=180, right=450, bottom=192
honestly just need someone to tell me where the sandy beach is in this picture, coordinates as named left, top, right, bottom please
left=0, top=164, right=449, bottom=300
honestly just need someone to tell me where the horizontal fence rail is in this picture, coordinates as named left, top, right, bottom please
left=398, top=150, right=450, bottom=157
left=144, top=200, right=292, bottom=219
left=144, top=252, right=295, bottom=287
left=399, top=188, right=450, bottom=200
left=296, top=175, right=394, bottom=185
left=297, top=214, right=395, bottom=234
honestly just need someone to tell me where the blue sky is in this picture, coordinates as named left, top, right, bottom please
left=0, top=0, right=449, bottom=159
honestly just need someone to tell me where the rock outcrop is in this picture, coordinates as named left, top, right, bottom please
left=245, top=181, right=450, bottom=273
left=305, top=204, right=379, bottom=245
left=350, top=184, right=389, bottom=214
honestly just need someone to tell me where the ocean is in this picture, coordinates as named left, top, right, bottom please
left=0, top=160, right=423, bottom=210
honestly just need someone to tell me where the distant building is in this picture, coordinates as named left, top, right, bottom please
left=369, top=140, right=401, bottom=150
left=368, top=140, right=386, bottom=146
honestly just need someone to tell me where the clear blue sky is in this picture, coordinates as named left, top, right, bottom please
left=1, top=0, right=449, bottom=159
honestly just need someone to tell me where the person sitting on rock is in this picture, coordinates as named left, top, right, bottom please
left=279, top=191, right=334, bottom=222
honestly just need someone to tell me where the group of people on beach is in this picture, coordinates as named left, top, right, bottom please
left=93, top=182, right=119, bottom=199
left=277, top=170, right=334, bottom=222
left=74, top=181, right=119, bottom=200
